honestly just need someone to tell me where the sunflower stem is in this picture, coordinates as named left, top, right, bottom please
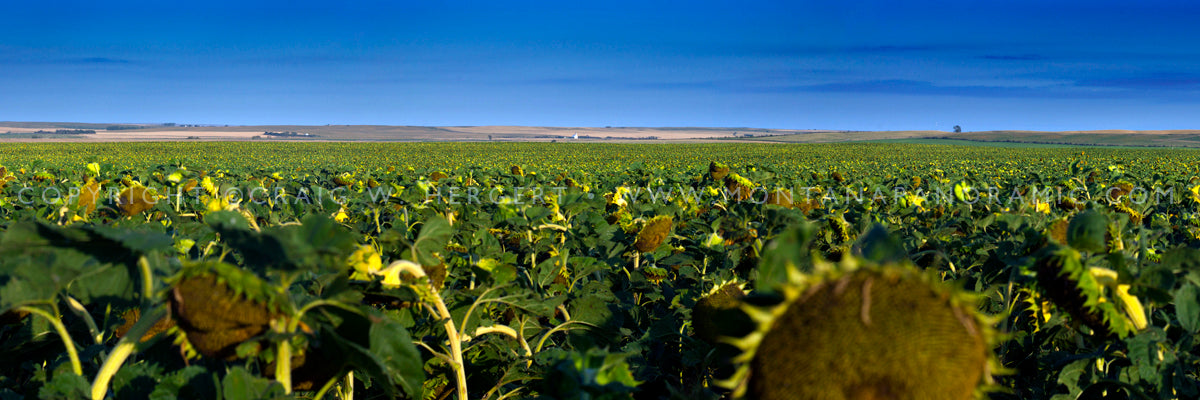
left=429, top=289, right=468, bottom=400
left=138, top=256, right=154, bottom=305
left=19, top=306, right=82, bottom=376
left=64, top=295, right=102, bottom=345
left=277, top=339, right=292, bottom=393
left=91, top=307, right=166, bottom=400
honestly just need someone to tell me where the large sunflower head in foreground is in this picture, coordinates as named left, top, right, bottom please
left=721, top=256, right=1003, bottom=400
left=167, top=261, right=283, bottom=360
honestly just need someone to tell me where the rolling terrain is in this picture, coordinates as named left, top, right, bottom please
left=2, top=122, right=1198, bottom=147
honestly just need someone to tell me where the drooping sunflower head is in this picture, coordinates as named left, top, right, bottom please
left=77, top=179, right=102, bottom=215
left=1032, top=244, right=1144, bottom=339
left=1045, top=216, right=1070, bottom=245
left=167, top=261, right=283, bottom=360
left=724, top=173, right=756, bottom=202
left=118, top=184, right=158, bottom=216
left=831, top=170, right=845, bottom=183
left=709, top=161, right=730, bottom=181
left=692, top=280, right=747, bottom=345
left=634, top=215, right=673, bottom=253
left=721, top=256, right=1003, bottom=400
left=764, top=188, right=794, bottom=208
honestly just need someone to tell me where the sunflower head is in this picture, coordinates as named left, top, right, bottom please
left=118, top=184, right=158, bottom=216
left=1033, top=245, right=1143, bottom=338
left=167, top=261, right=282, bottom=360
left=692, top=281, right=747, bottom=345
left=77, top=179, right=103, bottom=215
left=634, top=215, right=673, bottom=253
left=764, top=188, right=794, bottom=208
left=724, top=174, right=756, bottom=202
left=721, top=255, right=1003, bottom=400
left=709, top=161, right=730, bottom=181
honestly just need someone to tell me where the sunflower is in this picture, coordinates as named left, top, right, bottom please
left=167, top=261, right=282, bottom=360
left=724, top=173, right=756, bottom=202
left=1033, top=245, right=1145, bottom=338
left=118, top=184, right=158, bottom=216
left=720, top=256, right=1002, bottom=400
left=709, top=161, right=730, bottom=181
left=634, top=216, right=673, bottom=253
left=77, top=178, right=102, bottom=214
left=764, top=188, right=794, bottom=208
left=692, top=281, right=746, bottom=345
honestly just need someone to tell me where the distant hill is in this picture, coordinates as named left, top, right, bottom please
left=1, top=122, right=1197, bottom=147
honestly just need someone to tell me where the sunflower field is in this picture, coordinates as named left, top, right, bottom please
left=1, top=142, right=1199, bottom=399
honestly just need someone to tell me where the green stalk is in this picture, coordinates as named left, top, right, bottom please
left=91, top=307, right=166, bottom=400
left=18, top=306, right=82, bottom=376
left=313, top=375, right=339, bottom=400
left=65, top=296, right=102, bottom=345
left=430, top=291, right=468, bottom=400
left=313, top=371, right=354, bottom=400
left=341, top=371, right=354, bottom=400
left=276, top=339, right=293, bottom=393
left=278, top=300, right=360, bottom=395
left=138, top=257, right=154, bottom=304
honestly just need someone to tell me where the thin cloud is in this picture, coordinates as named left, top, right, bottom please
left=70, top=57, right=133, bottom=64
left=698, top=42, right=979, bottom=57
left=0, top=55, right=138, bottom=65
left=980, top=54, right=1044, bottom=61
left=1076, top=73, right=1200, bottom=90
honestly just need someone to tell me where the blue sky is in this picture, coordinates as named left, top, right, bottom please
left=2, top=0, right=1198, bottom=131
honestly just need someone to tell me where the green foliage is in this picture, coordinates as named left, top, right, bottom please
left=1, top=142, right=1199, bottom=399
left=532, top=348, right=641, bottom=400
left=1067, top=209, right=1109, bottom=253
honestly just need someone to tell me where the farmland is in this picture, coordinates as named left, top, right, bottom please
left=2, top=141, right=1200, bottom=399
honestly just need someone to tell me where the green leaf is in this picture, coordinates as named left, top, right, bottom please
left=331, top=309, right=423, bottom=399
left=1066, top=210, right=1108, bottom=253
left=1174, top=284, right=1200, bottom=333
left=853, top=224, right=907, bottom=264
left=412, top=216, right=451, bottom=266
left=205, top=210, right=252, bottom=230
left=1056, top=358, right=1091, bottom=397
left=367, top=314, right=425, bottom=399
left=66, top=262, right=135, bottom=304
left=1126, top=327, right=1166, bottom=384
left=111, top=361, right=164, bottom=399
left=37, top=371, right=89, bottom=400
left=474, top=257, right=517, bottom=285
left=221, top=366, right=288, bottom=400
left=756, top=222, right=816, bottom=293
left=149, top=366, right=214, bottom=400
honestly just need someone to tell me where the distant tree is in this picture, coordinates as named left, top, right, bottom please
left=953, top=125, right=962, bottom=133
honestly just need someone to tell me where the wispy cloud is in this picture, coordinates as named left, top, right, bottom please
left=69, top=57, right=133, bottom=64
left=980, top=54, right=1044, bottom=61
left=780, top=79, right=1073, bottom=98
left=0, top=55, right=138, bottom=65
left=1076, top=73, right=1200, bottom=91
left=698, top=42, right=980, bottom=57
